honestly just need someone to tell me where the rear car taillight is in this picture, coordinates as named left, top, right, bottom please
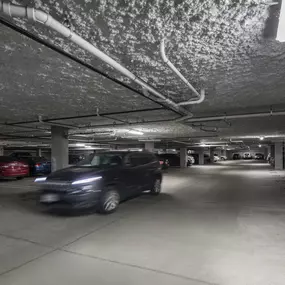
left=35, top=163, right=41, bottom=167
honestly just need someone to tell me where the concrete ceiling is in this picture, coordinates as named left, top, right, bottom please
left=1, top=0, right=285, bottom=147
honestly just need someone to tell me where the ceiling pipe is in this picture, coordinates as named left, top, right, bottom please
left=184, top=110, right=285, bottom=123
left=0, top=2, right=191, bottom=118
left=160, top=38, right=205, bottom=105
left=38, top=115, right=78, bottom=129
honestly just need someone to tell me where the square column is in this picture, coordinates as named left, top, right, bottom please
left=210, top=147, right=215, bottom=163
left=198, top=150, right=204, bottom=165
left=36, top=148, right=42, bottom=157
left=274, top=142, right=284, bottom=170
left=144, top=142, right=154, bottom=152
left=180, top=147, right=187, bottom=168
left=51, top=126, right=69, bottom=172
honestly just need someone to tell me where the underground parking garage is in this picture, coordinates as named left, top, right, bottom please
left=1, top=0, right=285, bottom=284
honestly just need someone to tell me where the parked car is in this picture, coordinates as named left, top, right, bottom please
left=9, top=153, right=51, bottom=176
left=156, top=155, right=169, bottom=169
left=69, top=154, right=85, bottom=165
left=255, top=153, right=265, bottom=160
left=233, top=153, right=241, bottom=160
left=157, top=153, right=192, bottom=167
left=191, top=153, right=211, bottom=164
left=220, top=155, right=227, bottom=161
left=188, top=155, right=195, bottom=165
left=0, top=156, right=29, bottom=179
left=37, top=151, right=162, bottom=214
left=30, top=157, right=51, bottom=175
left=243, top=153, right=253, bottom=160
left=214, top=155, right=220, bottom=162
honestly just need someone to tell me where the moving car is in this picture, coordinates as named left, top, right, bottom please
left=0, top=156, right=29, bottom=179
left=37, top=151, right=162, bottom=214
left=157, top=153, right=193, bottom=167
left=255, top=153, right=265, bottom=160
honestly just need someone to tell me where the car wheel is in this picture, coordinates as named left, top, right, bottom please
left=98, top=187, right=120, bottom=214
left=150, top=178, right=161, bottom=195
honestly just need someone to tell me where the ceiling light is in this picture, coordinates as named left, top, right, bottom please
left=85, top=145, right=93, bottom=148
left=76, top=143, right=85, bottom=147
left=260, top=137, right=264, bottom=141
left=259, top=144, right=262, bottom=148
left=128, top=130, right=144, bottom=135
left=200, top=144, right=207, bottom=147
left=277, top=0, right=285, bottom=42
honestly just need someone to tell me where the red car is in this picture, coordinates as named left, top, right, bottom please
left=0, top=156, right=29, bottom=179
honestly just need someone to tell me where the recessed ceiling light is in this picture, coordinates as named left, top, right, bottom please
left=277, top=0, right=285, bottom=42
left=128, top=130, right=144, bottom=135
left=260, top=137, right=264, bottom=141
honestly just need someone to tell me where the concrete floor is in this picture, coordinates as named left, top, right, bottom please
left=0, top=160, right=285, bottom=285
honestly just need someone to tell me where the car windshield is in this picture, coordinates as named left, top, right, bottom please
left=76, top=153, right=123, bottom=168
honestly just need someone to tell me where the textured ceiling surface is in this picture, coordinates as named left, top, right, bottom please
left=1, top=0, right=285, bottom=144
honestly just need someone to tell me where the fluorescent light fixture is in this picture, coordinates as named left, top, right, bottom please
left=277, top=0, right=285, bottom=42
left=128, top=130, right=144, bottom=135
left=34, top=177, right=47, bottom=182
left=76, top=143, right=85, bottom=147
left=72, top=176, right=102, bottom=185
left=200, top=144, right=207, bottom=147
left=85, top=145, right=93, bottom=148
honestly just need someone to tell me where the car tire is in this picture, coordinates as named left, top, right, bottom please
left=98, top=187, right=120, bottom=214
left=16, top=177, right=24, bottom=180
left=150, top=178, right=161, bottom=195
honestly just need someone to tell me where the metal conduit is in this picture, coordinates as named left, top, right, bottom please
left=0, top=1, right=194, bottom=118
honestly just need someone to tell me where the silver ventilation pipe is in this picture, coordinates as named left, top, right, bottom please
left=160, top=38, right=205, bottom=105
left=0, top=1, right=193, bottom=118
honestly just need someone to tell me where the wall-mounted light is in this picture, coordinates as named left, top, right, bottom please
left=277, top=0, right=285, bottom=42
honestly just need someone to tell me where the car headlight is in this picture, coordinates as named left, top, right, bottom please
left=71, top=176, right=102, bottom=185
left=34, top=177, right=47, bottom=182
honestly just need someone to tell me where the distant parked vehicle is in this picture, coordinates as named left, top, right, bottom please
left=188, top=155, right=195, bottom=165
left=191, top=153, right=211, bottom=164
left=214, top=155, right=220, bottom=162
left=255, top=153, right=265, bottom=160
left=157, top=153, right=193, bottom=167
left=9, top=152, right=51, bottom=176
left=220, top=156, right=227, bottom=161
left=233, top=153, right=241, bottom=160
left=0, top=156, right=29, bottom=179
left=69, top=154, right=85, bottom=165
left=243, top=153, right=253, bottom=160
left=156, top=155, right=169, bottom=169
left=30, top=157, right=51, bottom=175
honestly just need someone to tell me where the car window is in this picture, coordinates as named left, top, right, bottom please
left=77, top=153, right=123, bottom=168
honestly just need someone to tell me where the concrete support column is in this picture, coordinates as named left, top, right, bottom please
left=36, top=148, right=42, bottom=157
left=180, top=147, right=187, bottom=168
left=144, top=142, right=154, bottom=152
left=274, top=142, right=283, bottom=170
left=51, top=126, right=69, bottom=172
left=209, top=147, right=215, bottom=163
left=198, top=150, right=204, bottom=165
left=0, top=146, right=3, bottom=156
left=270, top=144, right=275, bottom=158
